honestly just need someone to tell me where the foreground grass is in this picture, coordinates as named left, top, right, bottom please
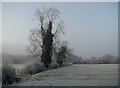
left=11, top=64, right=118, bottom=86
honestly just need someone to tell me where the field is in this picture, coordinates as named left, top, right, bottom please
left=11, top=64, right=118, bottom=86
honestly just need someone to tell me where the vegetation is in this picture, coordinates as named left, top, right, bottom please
left=27, top=7, right=70, bottom=68
left=2, top=7, right=118, bottom=86
left=2, top=64, right=20, bottom=85
left=2, top=53, right=32, bottom=64
left=72, top=54, right=118, bottom=64
left=23, top=61, right=46, bottom=75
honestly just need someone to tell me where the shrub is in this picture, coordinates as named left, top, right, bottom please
left=0, top=66, right=2, bottom=84
left=23, top=61, right=46, bottom=75
left=49, top=63, right=59, bottom=69
left=65, top=63, right=73, bottom=66
left=33, top=62, right=46, bottom=73
left=23, top=63, right=33, bottom=75
left=2, top=64, right=16, bottom=85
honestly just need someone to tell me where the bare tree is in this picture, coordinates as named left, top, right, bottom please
left=53, top=41, right=73, bottom=66
left=27, top=7, right=65, bottom=68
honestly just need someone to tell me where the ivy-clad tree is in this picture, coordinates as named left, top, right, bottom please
left=27, top=7, right=65, bottom=68
left=41, top=21, right=54, bottom=68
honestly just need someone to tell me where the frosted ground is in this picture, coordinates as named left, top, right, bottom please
left=11, top=64, right=118, bottom=86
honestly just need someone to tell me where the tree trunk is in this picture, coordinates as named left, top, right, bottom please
left=41, top=21, right=54, bottom=68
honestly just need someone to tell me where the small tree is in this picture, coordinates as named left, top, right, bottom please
left=56, top=46, right=67, bottom=66
left=54, top=43, right=72, bottom=66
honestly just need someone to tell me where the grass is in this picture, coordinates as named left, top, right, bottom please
left=12, top=64, right=118, bottom=86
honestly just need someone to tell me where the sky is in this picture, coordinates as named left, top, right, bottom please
left=2, top=2, right=118, bottom=58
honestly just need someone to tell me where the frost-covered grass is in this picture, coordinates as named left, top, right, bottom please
left=12, top=64, right=118, bottom=86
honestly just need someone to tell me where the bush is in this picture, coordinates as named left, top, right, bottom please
left=65, top=63, right=73, bottom=66
left=33, top=62, right=46, bottom=73
left=0, top=66, right=2, bottom=84
left=23, top=63, right=33, bottom=75
left=2, top=64, right=16, bottom=85
left=49, top=63, right=59, bottom=69
left=23, top=61, right=46, bottom=75
left=22, top=61, right=71, bottom=75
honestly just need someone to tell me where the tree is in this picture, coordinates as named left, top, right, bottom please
left=41, top=21, right=54, bottom=68
left=53, top=42, right=72, bottom=66
left=91, top=56, right=97, bottom=64
left=56, top=45, right=67, bottom=66
left=27, top=7, right=65, bottom=68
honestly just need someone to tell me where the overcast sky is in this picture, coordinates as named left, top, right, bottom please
left=2, top=2, right=118, bottom=58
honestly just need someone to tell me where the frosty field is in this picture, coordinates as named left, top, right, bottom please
left=12, top=64, right=118, bottom=86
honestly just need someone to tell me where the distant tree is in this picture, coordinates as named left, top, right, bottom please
left=27, top=7, right=65, bottom=68
left=53, top=42, right=72, bottom=66
left=103, top=54, right=115, bottom=64
left=91, top=56, right=97, bottom=64
left=56, top=45, right=67, bottom=66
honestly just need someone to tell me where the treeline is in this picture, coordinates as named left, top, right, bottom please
left=2, top=53, right=33, bottom=64
left=72, top=54, right=118, bottom=64
left=2, top=53, right=118, bottom=64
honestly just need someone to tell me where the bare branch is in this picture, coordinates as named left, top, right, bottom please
left=34, top=8, right=47, bottom=29
left=54, top=20, right=65, bottom=36
left=46, top=8, right=60, bottom=22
